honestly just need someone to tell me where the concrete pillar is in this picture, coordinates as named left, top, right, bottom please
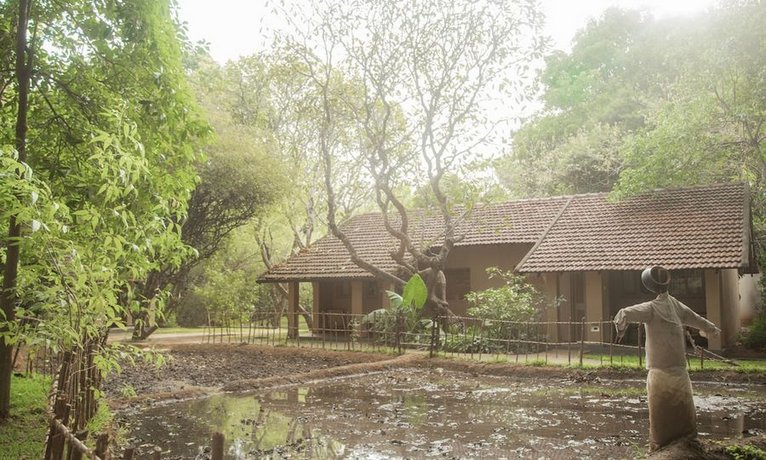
left=558, top=273, right=572, bottom=341
left=585, top=271, right=605, bottom=342
left=351, top=281, right=363, bottom=317
left=312, top=282, right=320, bottom=331
left=541, top=273, right=559, bottom=341
left=287, top=281, right=299, bottom=339
left=704, top=270, right=722, bottom=351
left=720, top=269, right=740, bottom=349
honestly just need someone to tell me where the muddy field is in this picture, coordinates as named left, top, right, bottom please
left=121, top=367, right=766, bottom=459
left=106, top=344, right=766, bottom=459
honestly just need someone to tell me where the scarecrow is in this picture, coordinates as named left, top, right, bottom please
left=614, top=266, right=720, bottom=449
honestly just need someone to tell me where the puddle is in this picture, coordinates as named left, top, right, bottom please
left=123, top=368, right=766, bottom=459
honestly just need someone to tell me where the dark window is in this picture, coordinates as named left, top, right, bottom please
left=622, top=271, right=639, bottom=295
left=335, top=282, right=351, bottom=299
left=572, top=272, right=585, bottom=304
left=445, top=268, right=471, bottom=301
left=670, top=270, right=704, bottom=297
left=364, top=281, right=378, bottom=299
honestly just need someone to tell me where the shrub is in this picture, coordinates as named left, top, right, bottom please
left=465, top=268, right=550, bottom=323
left=441, top=327, right=500, bottom=353
left=740, top=312, right=766, bottom=350
left=725, top=444, right=766, bottom=460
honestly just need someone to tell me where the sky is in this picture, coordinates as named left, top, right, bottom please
left=175, top=0, right=721, bottom=64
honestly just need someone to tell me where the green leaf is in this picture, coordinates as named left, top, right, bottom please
left=402, top=274, right=427, bottom=310
left=386, top=290, right=403, bottom=308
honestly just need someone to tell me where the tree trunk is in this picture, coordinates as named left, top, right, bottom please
left=0, top=0, right=31, bottom=420
left=129, top=266, right=189, bottom=340
left=274, top=283, right=313, bottom=331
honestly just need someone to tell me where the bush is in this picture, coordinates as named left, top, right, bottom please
left=465, top=268, right=549, bottom=323
left=175, top=292, right=209, bottom=327
left=442, top=331, right=498, bottom=353
left=726, top=444, right=766, bottom=460
left=740, top=312, right=766, bottom=350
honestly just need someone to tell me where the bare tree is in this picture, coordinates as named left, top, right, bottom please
left=282, top=0, right=546, bottom=319
left=235, top=52, right=374, bottom=325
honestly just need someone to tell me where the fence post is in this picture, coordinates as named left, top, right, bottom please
left=637, top=323, right=643, bottom=368
left=122, top=447, right=135, bottom=460
left=51, top=403, right=71, bottom=460
left=212, top=432, right=225, bottom=460
left=429, top=317, right=438, bottom=358
left=579, top=317, right=585, bottom=367
left=700, top=346, right=705, bottom=370
left=95, top=433, right=110, bottom=460
left=70, top=431, right=88, bottom=460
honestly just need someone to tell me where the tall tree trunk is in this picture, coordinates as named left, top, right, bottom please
left=0, top=0, right=31, bottom=420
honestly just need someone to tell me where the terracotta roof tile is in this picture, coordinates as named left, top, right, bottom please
left=516, top=182, right=749, bottom=273
left=258, top=196, right=568, bottom=282
left=259, top=183, right=753, bottom=281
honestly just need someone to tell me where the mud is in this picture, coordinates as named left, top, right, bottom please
left=106, top=345, right=766, bottom=458
left=103, top=344, right=390, bottom=401
left=121, top=368, right=766, bottom=459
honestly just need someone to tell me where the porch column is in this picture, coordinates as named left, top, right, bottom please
left=312, top=282, right=320, bottom=330
left=287, top=281, right=299, bottom=339
left=585, top=271, right=605, bottom=342
left=721, top=269, right=741, bottom=348
left=704, top=270, right=723, bottom=350
left=541, top=273, right=559, bottom=341
left=351, top=281, right=364, bottom=317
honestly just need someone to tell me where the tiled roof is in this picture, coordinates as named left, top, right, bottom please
left=516, top=182, right=752, bottom=273
left=258, top=183, right=755, bottom=282
left=258, top=197, right=569, bottom=282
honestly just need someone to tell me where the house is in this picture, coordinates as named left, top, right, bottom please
left=258, top=182, right=759, bottom=351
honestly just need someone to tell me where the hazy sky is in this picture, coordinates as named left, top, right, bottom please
left=176, top=0, right=720, bottom=64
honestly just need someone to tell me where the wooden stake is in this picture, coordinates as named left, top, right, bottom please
left=211, top=432, right=224, bottom=460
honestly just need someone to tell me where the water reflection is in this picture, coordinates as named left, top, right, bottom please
left=125, top=370, right=766, bottom=459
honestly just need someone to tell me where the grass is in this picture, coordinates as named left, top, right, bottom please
left=532, top=385, right=647, bottom=398
left=0, top=374, right=50, bottom=460
left=581, top=353, right=766, bottom=373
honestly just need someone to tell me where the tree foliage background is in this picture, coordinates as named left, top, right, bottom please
left=497, top=1, right=766, bottom=280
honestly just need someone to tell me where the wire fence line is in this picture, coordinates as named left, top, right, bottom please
left=201, top=312, right=718, bottom=369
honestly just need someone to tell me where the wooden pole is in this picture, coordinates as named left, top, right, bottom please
left=211, top=432, right=224, bottom=460
left=579, top=317, right=585, bottom=367
left=95, top=433, right=110, bottom=460
left=70, top=430, right=88, bottom=460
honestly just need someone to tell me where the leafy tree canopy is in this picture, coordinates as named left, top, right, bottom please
left=497, top=0, right=766, bottom=276
left=0, top=0, right=207, bottom=411
left=497, top=2, right=766, bottom=202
